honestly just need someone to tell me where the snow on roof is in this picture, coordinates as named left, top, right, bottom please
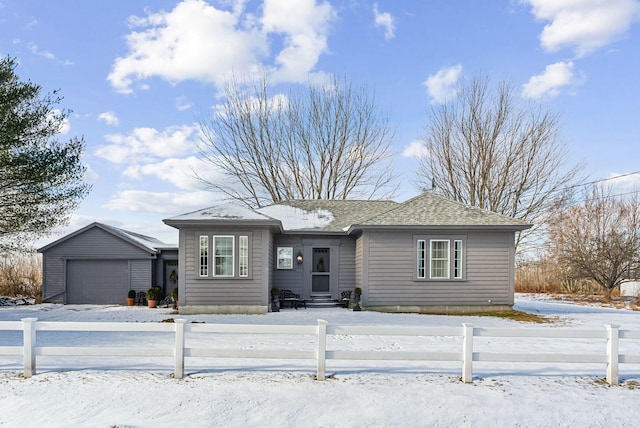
left=103, top=224, right=175, bottom=251
left=257, top=205, right=334, bottom=231
left=166, top=203, right=275, bottom=222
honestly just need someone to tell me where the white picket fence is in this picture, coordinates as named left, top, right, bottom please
left=1, top=318, right=640, bottom=385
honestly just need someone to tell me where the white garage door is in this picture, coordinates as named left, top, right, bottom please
left=66, top=260, right=129, bottom=304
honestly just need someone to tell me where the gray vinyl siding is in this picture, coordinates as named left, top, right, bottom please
left=272, top=236, right=305, bottom=295
left=338, top=238, right=356, bottom=293
left=364, top=230, right=515, bottom=306
left=40, top=226, right=155, bottom=303
left=272, top=235, right=355, bottom=299
left=42, top=256, right=65, bottom=302
left=355, top=235, right=363, bottom=290
left=182, top=227, right=266, bottom=306
left=130, top=260, right=152, bottom=291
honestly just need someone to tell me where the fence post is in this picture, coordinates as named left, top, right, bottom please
left=316, top=319, right=328, bottom=381
left=462, top=323, right=474, bottom=383
left=22, top=318, right=37, bottom=378
left=174, top=319, right=186, bottom=379
left=606, top=324, right=619, bottom=385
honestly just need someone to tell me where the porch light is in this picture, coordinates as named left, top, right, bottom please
left=296, top=252, right=303, bottom=264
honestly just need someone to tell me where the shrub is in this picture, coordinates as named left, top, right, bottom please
left=271, top=288, right=280, bottom=296
left=127, top=290, right=136, bottom=299
left=354, top=287, right=362, bottom=295
left=146, top=287, right=163, bottom=301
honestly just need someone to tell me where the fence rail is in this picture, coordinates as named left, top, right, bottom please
left=0, top=318, right=638, bottom=385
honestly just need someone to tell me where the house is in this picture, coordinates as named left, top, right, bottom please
left=38, top=222, right=178, bottom=304
left=163, top=192, right=531, bottom=314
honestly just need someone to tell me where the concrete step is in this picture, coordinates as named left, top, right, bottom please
left=306, top=295, right=342, bottom=308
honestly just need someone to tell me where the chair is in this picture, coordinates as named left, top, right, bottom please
left=135, top=291, right=146, bottom=306
left=339, top=290, right=352, bottom=308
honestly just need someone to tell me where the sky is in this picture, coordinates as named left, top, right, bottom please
left=1, top=294, right=640, bottom=427
left=1, top=0, right=639, bottom=246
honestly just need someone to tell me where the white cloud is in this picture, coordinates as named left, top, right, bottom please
left=103, top=189, right=221, bottom=214
left=423, top=64, right=462, bottom=104
left=261, top=0, right=336, bottom=84
left=522, top=61, right=575, bottom=99
left=122, top=156, right=221, bottom=190
left=524, top=0, right=640, bottom=57
left=176, top=96, right=192, bottom=111
left=402, top=140, right=429, bottom=159
left=83, top=164, right=100, bottom=183
left=373, top=3, right=395, bottom=40
left=96, top=124, right=199, bottom=164
left=98, top=111, right=119, bottom=126
left=48, top=109, right=70, bottom=135
left=608, top=172, right=640, bottom=191
left=28, top=42, right=55, bottom=60
left=108, top=0, right=336, bottom=93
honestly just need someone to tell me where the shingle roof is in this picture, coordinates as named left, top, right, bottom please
left=260, top=200, right=399, bottom=232
left=99, top=223, right=175, bottom=251
left=164, top=194, right=531, bottom=234
left=38, top=222, right=175, bottom=253
left=356, top=192, right=532, bottom=229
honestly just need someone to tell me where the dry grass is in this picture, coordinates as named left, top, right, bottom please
left=0, top=251, right=42, bottom=301
left=463, top=310, right=553, bottom=323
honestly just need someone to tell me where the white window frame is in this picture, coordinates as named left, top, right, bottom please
left=213, top=235, right=235, bottom=277
left=430, top=239, right=450, bottom=279
left=199, top=235, right=209, bottom=277
left=453, top=239, right=463, bottom=279
left=277, top=247, right=294, bottom=270
left=417, top=239, right=427, bottom=279
left=239, top=235, right=249, bottom=277
left=415, top=236, right=465, bottom=281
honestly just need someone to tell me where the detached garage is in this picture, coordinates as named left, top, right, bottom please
left=38, top=223, right=177, bottom=304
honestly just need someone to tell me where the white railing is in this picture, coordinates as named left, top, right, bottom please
left=1, top=318, right=639, bottom=385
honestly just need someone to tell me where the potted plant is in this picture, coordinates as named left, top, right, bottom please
left=270, top=288, right=280, bottom=312
left=353, top=287, right=362, bottom=311
left=146, top=287, right=163, bottom=308
left=127, top=290, right=136, bottom=306
left=171, top=287, right=178, bottom=309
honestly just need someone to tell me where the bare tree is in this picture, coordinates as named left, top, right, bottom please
left=417, top=74, right=582, bottom=249
left=196, top=74, right=397, bottom=208
left=549, top=186, right=640, bottom=299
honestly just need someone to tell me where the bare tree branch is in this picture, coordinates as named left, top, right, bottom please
left=548, top=186, right=640, bottom=298
left=417, top=74, right=582, bottom=251
left=195, top=74, right=398, bottom=207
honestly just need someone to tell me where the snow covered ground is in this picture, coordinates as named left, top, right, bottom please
left=1, top=294, right=639, bottom=428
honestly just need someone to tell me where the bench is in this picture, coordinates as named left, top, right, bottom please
left=279, top=289, right=306, bottom=309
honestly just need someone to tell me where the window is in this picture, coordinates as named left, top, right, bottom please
left=239, top=236, right=249, bottom=277
left=430, top=240, right=450, bottom=279
left=199, top=236, right=209, bottom=277
left=416, top=237, right=465, bottom=280
left=277, top=247, right=293, bottom=269
left=214, top=236, right=234, bottom=276
left=453, top=240, right=462, bottom=279
left=417, top=240, right=426, bottom=279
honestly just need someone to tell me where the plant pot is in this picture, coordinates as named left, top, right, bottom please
left=147, top=300, right=158, bottom=308
left=127, top=298, right=135, bottom=306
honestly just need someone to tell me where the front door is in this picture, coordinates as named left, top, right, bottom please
left=165, top=261, right=178, bottom=295
left=311, top=247, right=330, bottom=295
